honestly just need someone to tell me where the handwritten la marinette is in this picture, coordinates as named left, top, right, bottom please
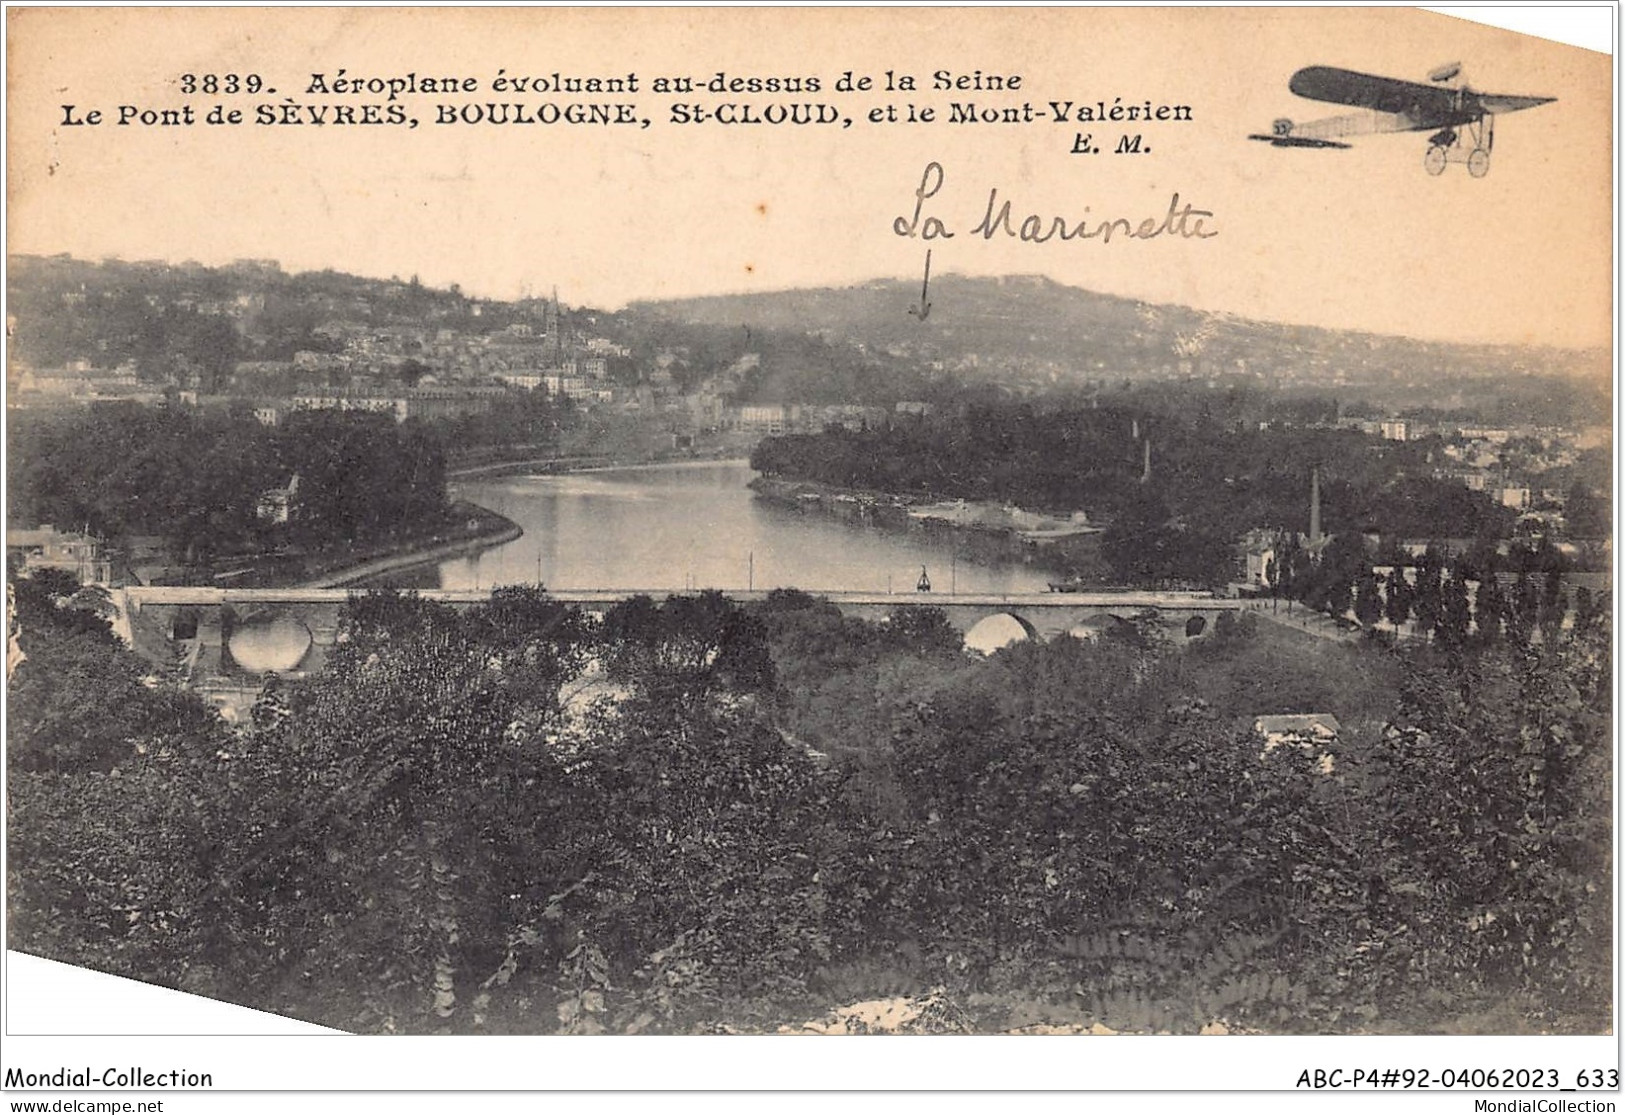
left=894, top=161, right=1217, bottom=244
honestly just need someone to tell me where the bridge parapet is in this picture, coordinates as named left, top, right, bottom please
left=113, top=585, right=1242, bottom=695
left=117, top=586, right=1240, bottom=610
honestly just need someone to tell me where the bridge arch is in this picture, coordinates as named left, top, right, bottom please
left=226, top=613, right=314, bottom=674
left=963, top=611, right=1039, bottom=655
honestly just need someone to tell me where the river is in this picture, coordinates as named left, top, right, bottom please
left=373, top=460, right=1054, bottom=595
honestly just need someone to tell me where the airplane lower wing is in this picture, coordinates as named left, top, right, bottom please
left=1249, top=109, right=1416, bottom=148
left=1248, top=134, right=1351, bottom=149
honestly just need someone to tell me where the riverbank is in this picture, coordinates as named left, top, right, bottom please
left=448, top=454, right=613, bottom=480
left=749, top=475, right=1111, bottom=584
left=164, top=501, right=522, bottom=590
left=301, top=503, right=522, bottom=588
left=448, top=447, right=751, bottom=481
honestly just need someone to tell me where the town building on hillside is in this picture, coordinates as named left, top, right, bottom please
left=735, top=404, right=788, bottom=435
left=256, top=474, right=300, bottom=525
left=12, top=362, right=143, bottom=399
left=543, top=373, right=596, bottom=401
left=7, top=525, right=112, bottom=584
left=403, top=385, right=508, bottom=419
left=496, top=372, right=546, bottom=391
left=1458, top=426, right=1512, bottom=444
left=289, top=385, right=505, bottom=422
left=291, top=391, right=408, bottom=421
left=1499, top=487, right=1533, bottom=511
left=1397, top=538, right=1483, bottom=559
left=1238, top=528, right=1283, bottom=588
left=1254, top=713, right=1340, bottom=774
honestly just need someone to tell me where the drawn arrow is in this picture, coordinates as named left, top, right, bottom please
left=907, top=249, right=932, bottom=321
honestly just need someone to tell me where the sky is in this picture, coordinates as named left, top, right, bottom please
left=6, top=6, right=1614, bottom=349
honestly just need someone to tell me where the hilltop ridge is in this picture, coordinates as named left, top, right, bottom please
left=633, top=272, right=1608, bottom=393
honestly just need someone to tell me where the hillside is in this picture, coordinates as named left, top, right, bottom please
left=10, top=256, right=1607, bottom=420
left=634, top=274, right=1609, bottom=394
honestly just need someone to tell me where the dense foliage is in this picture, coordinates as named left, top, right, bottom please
left=8, top=403, right=448, bottom=564
left=7, top=578, right=1610, bottom=1034
left=1267, top=532, right=1597, bottom=651
left=753, top=403, right=1516, bottom=587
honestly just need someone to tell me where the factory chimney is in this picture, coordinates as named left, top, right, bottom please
left=1309, top=467, right=1323, bottom=544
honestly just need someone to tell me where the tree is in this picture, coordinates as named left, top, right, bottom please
left=1373, top=629, right=1612, bottom=1015
left=8, top=746, right=232, bottom=991
left=7, top=571, right=218, bottom=772
left=1383, top=568, right=1412, bottom=630
left=1437, top=566, right=1472, bottom=649
left=1473, top=574, right=1507, bottom=646
left=1100, top=491, right=1180, bottom=587
left=1542, top=589, right=1571, bottom=643
left=1564, top=481, right=1608, bottom=539
left=547, top=692, right=862, bottom=1028
left=888, top=636, right=1364, bottom=1016
left=1276, top=534, right=1303, bottom=613
left=1411, top=549, right=1444, bottom=641
left=224, top=589, right=590, bottom=1024
left=397, top=358, right=431, bottom=387
left=599, top=591, right=775, bottom=704
left=7, top=569, right=235, bottom=990
left=1353, top=568, right=1383, bottom=633
left=1287, top=546, right=1315, bottom=613
left=1511, top=571, right=1540, bottom=644
left=1572, top=587, right=1597, bottom=637
left=882, top=605, right=961, bottom=656
left=8, top=404, right=447, bottom=572
left=1541, top=568, right=1566, bottom=631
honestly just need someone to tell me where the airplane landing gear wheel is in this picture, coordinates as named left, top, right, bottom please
left=1468, top=147, right=1491, bottom=178
left=1424, top=145, right=1447, bottom=176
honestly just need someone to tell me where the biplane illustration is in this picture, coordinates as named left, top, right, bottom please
left=1250, top=63, right=1555, bottom=177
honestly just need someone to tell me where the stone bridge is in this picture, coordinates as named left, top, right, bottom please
left=111, top=586, right=1241, bottom=712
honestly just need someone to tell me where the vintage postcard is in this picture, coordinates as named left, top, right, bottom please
left=2, top=4, right=1615, bottom=1104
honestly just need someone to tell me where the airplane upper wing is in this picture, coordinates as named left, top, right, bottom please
left=1289, top=66, right=1555, bottom=126
left=1477, top=93, right=1557, bottom=114
left=1289, top=66, right=1457, bottom=119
